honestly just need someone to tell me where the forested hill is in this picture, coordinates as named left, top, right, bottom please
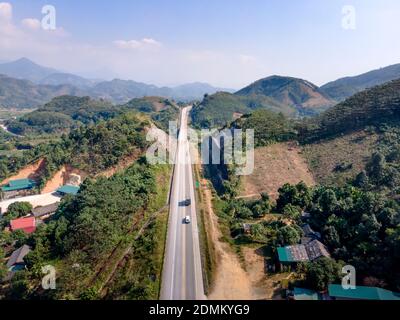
left=236, top=75, right=335, bottom=112
left=6, top=96, right=117, bottom=135
left=5, top=95, right=180, bottom=135
left=0, top=74, right=86, bottom=109
left=190, top=91, right=293, bottom=128
left=191, top=76, right=336, bottom=129
left=0, top=111, right=168, bottom=300
left=0, top=112, right=150, bottom=184
left=321, top=63, right=400, bottom=102
left=299, top=79, right=400, bottom=143
left=122, top=96, right=180, bottom=132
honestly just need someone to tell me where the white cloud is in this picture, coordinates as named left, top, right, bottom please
left=21, top=18, right=41, bottom=30
left=113, top=38, right=162, bottom=50
left=0, top=2, right=12, bottom=22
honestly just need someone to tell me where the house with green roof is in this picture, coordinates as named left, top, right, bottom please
left=56, top=185, right=80, bottom=196
left=292, top=287, right=321, bottom=300
left=328, top=284, right=400, bottom=300
left=1, top=179, right=37, bottom=192
left=277, top=240, right=330, bottom=264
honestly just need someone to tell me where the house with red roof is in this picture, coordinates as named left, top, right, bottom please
left=10, top=217, right=36, bottom=234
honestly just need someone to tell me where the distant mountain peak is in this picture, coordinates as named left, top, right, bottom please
left=0, top=57, right=59, bottom=83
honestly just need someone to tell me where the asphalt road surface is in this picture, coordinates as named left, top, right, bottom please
left=160, top=107, right=205, bottom=300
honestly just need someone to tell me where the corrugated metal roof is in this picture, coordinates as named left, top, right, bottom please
left=57, top=185, right=80, bottom=195
left=293, top=287, right=320, bottom=300
left=6, top=245, right=31, bottom=268
left=10, top=217, right=36, bottom=234
left=329, top=284, right=400, bottom=300
left=32, top=202, right=60, bottom=217
left=2, top=179, right=36, bottom=192
left=278, top=240, right=330, bottom=263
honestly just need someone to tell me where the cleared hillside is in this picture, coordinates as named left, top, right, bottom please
left=240, top=143, right=315, bottom=199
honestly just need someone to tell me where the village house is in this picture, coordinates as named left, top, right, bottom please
left=277, top=239, right=331, bottom=269
left=56, top=185, right=80, bottom=197
left=328, top=284, right=400, bottom=300
left=32, top=202, right=60, bottom=220
left=0, top=178, right=38, bottom=201
left=10, top=217, right=36, bottom=234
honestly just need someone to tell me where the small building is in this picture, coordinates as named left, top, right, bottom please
left=277, top=240, right=330, bottom=265
left=278, top=245, right=309, bottom=264
left=291, top=287, right=321, bottom=300
left=328, top=284, right=400, bottom=301
left=1, top=179, right=37, bottom=192
left=56, top=185, right=80, bottom=196
left=6, top=245, right=31, bottom=271
left=32, top=202, right=60, bottom=219
left=10, top=217, right=36, bottom=234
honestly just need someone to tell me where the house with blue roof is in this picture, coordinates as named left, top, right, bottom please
left=56, top=185, right=80, bottom=196
left=1, top=179, right=37, bottom=193
left=328, top=284, right=400, bottom=300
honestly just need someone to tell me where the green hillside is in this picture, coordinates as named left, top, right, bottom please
left=0, top=112, right=149, bottom=184
left=321, top=63, right=400, bottom=101
left=6, top=96, right=117, bottom=135
left=0, top=75, right=86, bottom=109
left=232, top=109, right=297, bottom=147
left=300, top=79, right=400, bottom=143
left=236, top=75, right=335, bottom=112
left=122, top=96, right=180, bottom=131
left=190, top=91, right=294, bottom=128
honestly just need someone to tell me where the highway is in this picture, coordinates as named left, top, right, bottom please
left=160, top=107, right=205, bottom=300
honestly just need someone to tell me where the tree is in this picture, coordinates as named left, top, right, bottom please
left=276, top=225, right=302, bottom=246
left=322, top=225, right=341, bottom=249
left=6, top=202, right=33, bottom=218
left=303, top=257, right=342, bottom=292
left=318, top=189, right=339, bottom=214
left=354, top=171, right=370, bottom=189
left=282, top=204, right=302, bottom=222
left=0, top=247, right=7, bottom=280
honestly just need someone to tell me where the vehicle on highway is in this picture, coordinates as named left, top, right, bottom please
left=179, top=199, right=191, bottom=207
left=184, top=216, right=191, bottom=224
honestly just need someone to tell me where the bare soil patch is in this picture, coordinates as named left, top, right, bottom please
left=42, top=165, right=88, bottom=194
left=302, top=130, right=378, bottom=186
left=205, top=187, right=254, bottom=300
left=241, top=143, right=315, bottom=199
left=0, top=159, right=46, bottom=185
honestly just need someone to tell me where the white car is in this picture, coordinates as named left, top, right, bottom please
left=184, top=216, right=191, bottom=224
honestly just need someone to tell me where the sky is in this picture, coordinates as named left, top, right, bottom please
left=0, top=0, right=399, bottom=88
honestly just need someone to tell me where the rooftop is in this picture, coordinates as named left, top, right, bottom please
left=32, top=202, right=60, bottom=218
left=6, top=245, right=31, bottom=268
left=10, top=217, right=36, bottom=234
left=293, top=287, right=321, bottom=300
left=1, top=178, right=37, bottom=192
left=329, top=284, right=400, bottom=300
left=57, top=185, right=80, bottom=195
left=278, top=240, right=330, bottom=263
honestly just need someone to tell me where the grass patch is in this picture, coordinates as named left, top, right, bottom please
left=194, top=164, right=217, bottom=294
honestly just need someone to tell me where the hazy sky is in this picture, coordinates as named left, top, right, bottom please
left=0, top=0, right=400, bottom=88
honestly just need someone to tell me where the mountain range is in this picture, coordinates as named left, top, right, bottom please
left=0, top=58, right=234, bottom=107
left=191, top=65, right=400, bottom=128
left=1, top=57, right=400, bottom=116
left=320, top=63, right=400, bottom=102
